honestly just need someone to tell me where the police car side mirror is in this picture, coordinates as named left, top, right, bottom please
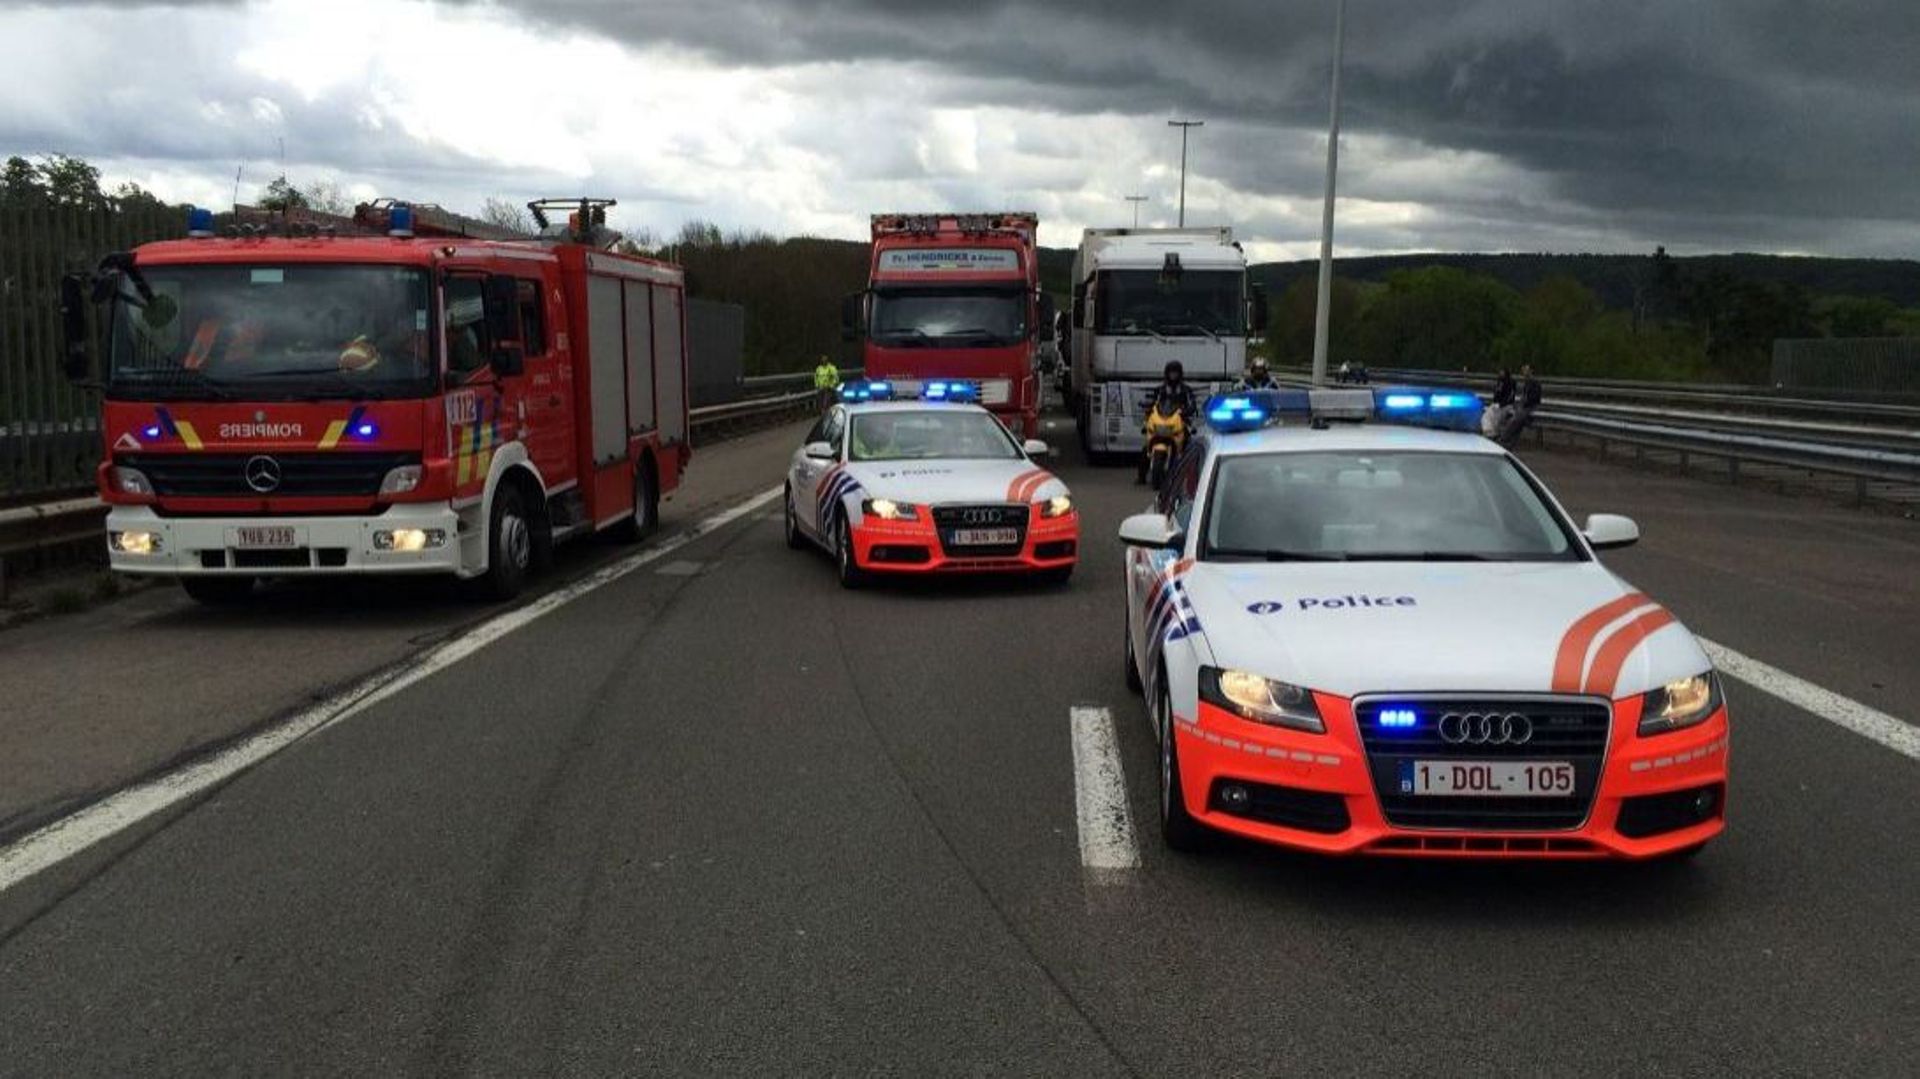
left=804, top=441, right=836, bottom=461
left=1118, top=512, right=1183, bottom=550
left=1583, top=513, right=1639, bottom=551
left=1022, top=439, right=1051, bottom=457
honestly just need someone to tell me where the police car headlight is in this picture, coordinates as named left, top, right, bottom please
left=862, top=498, right=917, bottom=521
left=1640, top=671, right=1721, bottom=735
left=1041, top=495, right=1073, bottom=518
left=1199, top=666, right=1324, bottom=733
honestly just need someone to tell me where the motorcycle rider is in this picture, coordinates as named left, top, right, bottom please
left=1140, top=360, right=1197, bottom=484
left=1236, top=356, right=1278, bottom=390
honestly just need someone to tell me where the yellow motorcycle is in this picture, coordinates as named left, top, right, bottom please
left=1139, top=402, right=1189, bottom=490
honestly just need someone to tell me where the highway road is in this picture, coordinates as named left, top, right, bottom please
left=1, top=412, right=1916, bottom=1075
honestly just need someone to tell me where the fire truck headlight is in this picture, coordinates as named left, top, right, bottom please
left=109, top=466, right=154, bottom=496
left=1042, top=495, right=1073, bottom=518
left=373, top=528, right=446, bottom=552
left=110, top=530, right=161, bottom=555
left=379, top=465, right=424, bottom=495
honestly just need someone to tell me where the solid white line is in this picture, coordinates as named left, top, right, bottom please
left=0, top=486, right=784, bottom=895
left=1701, top=638, right=1920, bottom=762
left=1069, top=705, right=1142, bottom=875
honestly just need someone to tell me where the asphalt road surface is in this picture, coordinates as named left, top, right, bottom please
left=1, top=413, right=1915, bottom=1076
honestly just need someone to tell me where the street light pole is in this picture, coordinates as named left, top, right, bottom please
left=1310, top=0, right=1346, bottom=386
left=1124, top=195, right=1147, bottom=228
left=1167, top=119, right=1204, bottom=227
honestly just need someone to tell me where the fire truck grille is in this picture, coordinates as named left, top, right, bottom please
left=119, top=452, right=419, bottom=498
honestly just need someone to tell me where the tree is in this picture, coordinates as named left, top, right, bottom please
left=302, top=177, right=353, bottom=216
left=258, top=175, right=308, bottom=213
left=1816, top=295, right=1900, bottom=338
left=111, top=180, right=169, bottom=210
left=479, top=196, right=534, bottom=235
left=2, top=155, right=41, bottom=206
left=37, top=153, right=107, bottom=209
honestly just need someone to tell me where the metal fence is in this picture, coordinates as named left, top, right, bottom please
left=2, top=203, right=185, bottom=500
left=1771, top=338, right=1920, bottom=399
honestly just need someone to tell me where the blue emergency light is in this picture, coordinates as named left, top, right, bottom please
left=1200, top=384, right=1484, bottom=434
left=838, top=379, right=896, bottom=402
left=186, top=206, right=215, bottom=238
left=387, top=204, right=415, bottom=238
left=1378, top=707, right=1419, bottom=729
left=920, top=380, right=979, bottom=403
left=1370, top=386, right=1484, bottom=432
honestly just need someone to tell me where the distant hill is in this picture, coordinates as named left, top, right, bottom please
left=1247, top=253, right=1920, bottom=308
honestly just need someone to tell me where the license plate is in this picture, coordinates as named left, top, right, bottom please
left=232, top=526, right=299, bottom=549
left=1401, top=760, right=1576, bottom=797
left=950, top=527, right=1019, bottom=546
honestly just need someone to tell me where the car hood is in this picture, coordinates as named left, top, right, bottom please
left=1181, top=559, right=1709, bottom=700
left=845, top=458, right=1067, bottom=505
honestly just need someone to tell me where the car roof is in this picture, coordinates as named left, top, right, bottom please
left=1205, top=423, right=1504, bottom=458
left=839, top=401, right=992, bottom=416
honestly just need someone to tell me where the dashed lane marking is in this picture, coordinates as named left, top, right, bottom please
left=1702, top=638, right=1919, bottom=762
left=1069, top=705, right=1141, bottom=878
left=0, top=486, right=784, bottom=896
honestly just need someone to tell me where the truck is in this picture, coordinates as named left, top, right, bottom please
left=842, top=213, right=1054, bottom=438
left=57, top=197, right=691, bottom=603
left=1066, top=227, right=1266, bottom=458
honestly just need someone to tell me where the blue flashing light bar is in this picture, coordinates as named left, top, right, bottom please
left=1201, top=385, right=1484, bottom=433
left=920, top=380, right=979, bottom=402
left=1202, top=389, right=1309, bottom=432
left=186, top=206, right=215, bottom=238
left=1378, top=707, right=1419, bottom=729
left=839, top=379, right=898, bottom=402
left=1370, top=385, right=1484, bottom=432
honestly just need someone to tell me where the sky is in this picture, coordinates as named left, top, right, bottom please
left=2, top=0, right=1916, bottom=261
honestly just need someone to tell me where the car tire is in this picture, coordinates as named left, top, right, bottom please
left=472, top=483, right=532, bottom=601
left=784, top=484, right=807, bottom=550
left=181, top=576, right=255, bottom=605
left=1123, top=615, right=1143, bottom=694
left=1154, top=667, right=1209, bottom=853
left=835, top=516, right=866, bottom=590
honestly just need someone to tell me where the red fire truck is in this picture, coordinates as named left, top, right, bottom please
left=843, top=213, right=1054, bottom=438
left=58, top=198, right=691, bottom=603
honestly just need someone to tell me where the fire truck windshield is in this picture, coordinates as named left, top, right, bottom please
left=869, top=287, right=1027, bottom=347
left=1096, top=269, right=1244, bottom=337
left=107, top=264, right=435, bottom=400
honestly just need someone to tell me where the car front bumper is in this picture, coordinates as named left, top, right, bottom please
left=1171, top=694, right=1729, bottom=859
left=849, top=510, right=1079, bottom=574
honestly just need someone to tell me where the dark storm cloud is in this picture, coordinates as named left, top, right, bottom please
left=500, top=0, right=1920, bottom=252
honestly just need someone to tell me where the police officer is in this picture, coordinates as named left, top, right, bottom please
left=1236, top=356, right=1277, bottom=390
left=812, top=355, right=841, bottom=410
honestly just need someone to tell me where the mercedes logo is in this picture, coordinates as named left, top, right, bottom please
left=244, top=455, right=283, bottom=493
left=1437, top=712, right=1534, bottom=745
left=960, top=508, right=1003, bottom=525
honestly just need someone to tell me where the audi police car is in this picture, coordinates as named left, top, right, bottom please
left=785, top=381, right=1079, bottom=587
left=1121, top=388, right=1728, bottom=859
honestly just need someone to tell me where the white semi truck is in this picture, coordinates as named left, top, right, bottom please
left=1066, top=227, right=1266, bottom=458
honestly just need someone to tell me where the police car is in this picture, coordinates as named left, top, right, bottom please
left=785, top=381, right=1079, bottom=587
left=1120, top=388, right=1728, bottom=859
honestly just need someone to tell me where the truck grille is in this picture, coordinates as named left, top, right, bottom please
left=119, top=452, right=418, bottom=498
left=930, top=503, right=1028, bottom=557
left=1353, top=696, right=1611, bottom=831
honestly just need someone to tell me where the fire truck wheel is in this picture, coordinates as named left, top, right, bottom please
left=835, top=518, right=866, bottom=589
left=610, top=458, right=659, bottom=544
left=181, top=576, right=256, bottom=605
left=784, top=484, right=807, bottom=550
left=476, top=484, right=532, bottom=600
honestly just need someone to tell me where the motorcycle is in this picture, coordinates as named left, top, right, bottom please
left=1139, top=402, right=1188, bottom=490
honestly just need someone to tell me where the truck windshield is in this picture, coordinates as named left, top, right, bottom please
left=107, top=264, right=434, bottom=400
left=869, top=288, right=1027, bottom=347
left=1096, top=269, right=1244, bottom=336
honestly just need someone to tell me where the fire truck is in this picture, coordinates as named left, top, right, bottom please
left=842, top=213, right=1055, bottom=438
left=58, top=198, right=691, bottom=603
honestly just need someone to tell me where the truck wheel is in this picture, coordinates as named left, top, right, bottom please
left=784, top=484, right=807, bottom=550
left=610, top=459, right=658, bottom=544
left=835, top=517, right=866, bottom=590
left=181, top=576, right=255, bottom=605
left=1155, top=667, right=1210, bottom=853
left=474, top=483, right=532, bottom=601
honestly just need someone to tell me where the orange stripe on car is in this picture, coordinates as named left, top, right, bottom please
left=1551, top=592, right=1655, bottom=692
left=1017, top=470, right=1054, bottom=502
left=1582, top=607, right=1677, bottom=697
left=1005, top=468, right=1045, bottom=502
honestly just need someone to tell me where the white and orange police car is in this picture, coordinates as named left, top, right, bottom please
left=1122, top=388, right=1728, bottom=859
left=785, top=381, right=1079, bottom=587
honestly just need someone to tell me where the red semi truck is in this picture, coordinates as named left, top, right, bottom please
left=58, top=198, right=690, bottom=603
left=843, top=213, right=1054, bottom=438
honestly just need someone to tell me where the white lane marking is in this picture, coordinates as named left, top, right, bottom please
left=1069, top=706, right=1141, bottom=875
left=0, top=486, right=783, bottom=895
left=1701, top=638, right=1919, bottom=762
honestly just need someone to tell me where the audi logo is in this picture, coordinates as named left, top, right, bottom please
left=243, top=455, right=283, bottom=494
left=1437, top=712, right=1534, bottom=745
left=960, top=508, right=1004, bottom=525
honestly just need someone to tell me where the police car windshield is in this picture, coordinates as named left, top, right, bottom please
left=849, top=411, right=1023, bottom=462
left=1203, top=451, right=1583, bottom=563
left=107, top=264, right=434, bottom=400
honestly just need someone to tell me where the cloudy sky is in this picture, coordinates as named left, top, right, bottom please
left=3, top=0, right=1916, bottom=260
